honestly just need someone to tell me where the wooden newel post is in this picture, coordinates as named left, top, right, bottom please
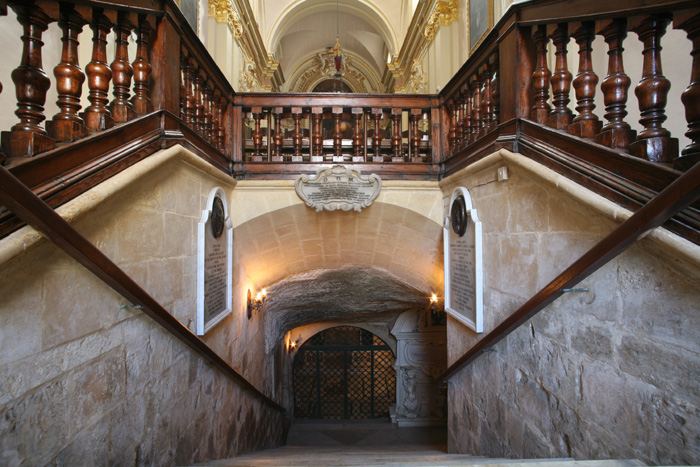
left=47, top=4, right=89, bottom=143
left=595, top=18, right=636, bottom=151
left=1, top=3, right=57, bottom=158
left=674, top=11, right=700, bottom=170
left=629, top=15, right=678, bottom=163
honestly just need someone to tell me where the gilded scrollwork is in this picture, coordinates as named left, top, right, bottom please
left=208, top=0, right=243, bottom=38
left=424, top=0, right=458, bottom=42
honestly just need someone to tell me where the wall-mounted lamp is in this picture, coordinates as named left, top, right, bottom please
left=429, top=292, right=446, bottom=326
left=288, top=335, right=302, bottom=353
left=247, top=288, right=267, bottom=319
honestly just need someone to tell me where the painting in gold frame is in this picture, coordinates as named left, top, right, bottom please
left=468, top=0, right=494, bottom=54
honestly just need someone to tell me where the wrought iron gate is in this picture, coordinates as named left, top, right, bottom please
left=292, top=326, right=396, bottom=419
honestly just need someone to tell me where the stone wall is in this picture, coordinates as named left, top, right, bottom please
left=442, top=150, right=700, bottom=465
left=0, top=147, right=285, bottom=465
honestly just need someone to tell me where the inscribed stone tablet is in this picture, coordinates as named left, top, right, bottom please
left=295, top=165, right=381, bottom=212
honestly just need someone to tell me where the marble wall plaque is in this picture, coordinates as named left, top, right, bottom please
left=443, top=187, right=483, bottom=332
left=197, top=188, right=233, bottom=335
left=295, top=165, right=381, bottom=212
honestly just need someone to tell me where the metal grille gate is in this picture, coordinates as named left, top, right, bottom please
left=292, top=326, right=396, bottom=419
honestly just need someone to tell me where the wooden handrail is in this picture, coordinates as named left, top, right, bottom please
left=439, top=156, right=700, bottom=383
left=0, top=163, right=285, bottom=413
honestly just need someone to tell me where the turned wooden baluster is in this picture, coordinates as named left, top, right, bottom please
left=251, top=107, right=263, bottom=160
left=272, top=107, right=283, bottom=161
left=371, top=108, right=383, bottom=161
left=109, top=12, right=135, bottom=123
left=546, top=23, right=573, bottom=129
left=217, top=96, right=227, bottom=151
left=292, top=107, right=303, bottom=161
left=463, top=83, right=473, bottom=144
left=481, top=62, right=494, bottom=133
left=531, top=25, right=552, bottom=123
left=202, top=82, right=213, bottom=141
left=448, top=101, right=458, bottom=151
left=391, top=108, right=402, bottom=161
left=457, top=91, right=466, bottom=147
left=491, top=55, right=500, bottom=129
left=193, top=70, right=204, bottom=135
left=131, top=16, right=153, bottom=116
left=184, top=56, right=195, bottom=126
left=569, top=22, right=602, bottom=139
left=595, top=19, right=636, bottom=150
left=410, top=108, right=422, bottom=161
left=179, top=57, right=186, bottom=121
left=675, top=11, right=700, bottom=170
left=1, top=4, right=56, bottom=158
left=352, top=108, right=363, bottom=161
left=211, top=89, right=221, bottom=149
left=81, top=10, right=114, bottom=131
left=629, top=15, right=678, bottom=162
left=472, top=75, right=483, bottom=139
left=332, top=107, right=343, bottom=159
left=47, top=5, right=89, bottom=143
left=311, top=107, right=323, bottom=161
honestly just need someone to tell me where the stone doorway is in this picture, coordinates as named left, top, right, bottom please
left=292, top=326, right=396, bottom=420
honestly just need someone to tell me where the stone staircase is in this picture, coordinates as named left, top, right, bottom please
left=194, top=420, right=645, bottom=467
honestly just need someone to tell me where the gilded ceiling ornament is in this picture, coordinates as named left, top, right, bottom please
left=208, top=0, right=243, bottom=38
left=424, top=0, right=458, bottom=42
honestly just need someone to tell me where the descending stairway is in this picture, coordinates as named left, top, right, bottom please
left=195, top=421, right=645, bottom=467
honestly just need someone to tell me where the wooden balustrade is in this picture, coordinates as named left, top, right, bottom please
left=234, top=94, right=436, bottom=165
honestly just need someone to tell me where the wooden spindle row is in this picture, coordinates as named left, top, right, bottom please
left=446, top=53, right=500, bottom=154
left=244, top=107, right=431, bottom=163
left=529, top=13, right=700, bottom=168
left=179, top=47, right=227, bottom=152
left=0, top=3, right=154, bottom=161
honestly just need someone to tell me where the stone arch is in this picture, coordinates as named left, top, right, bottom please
left=268, top=0, right=399, bottom=59
left=233, top=202, right=444, bottom=295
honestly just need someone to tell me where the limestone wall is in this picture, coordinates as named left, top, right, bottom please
left=441, top=150, right=700, bottom=464
left=0, top=147, right=284, bottom=465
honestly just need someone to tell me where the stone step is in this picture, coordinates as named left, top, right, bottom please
left=196, top=446, right=645, bottom=467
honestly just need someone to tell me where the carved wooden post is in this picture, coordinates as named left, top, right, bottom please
left=464, top=83, right=473, bottom=144
left=217, top=96, right=227, bottom=152
left=472, top=75, right=483, bottom=139
left=352, top=108, right=363, bottom=161
left=457, top=91, right=466, bottom=147
left=193, top=70, right=204, bottom=135
left=251, top=107, right=263, bottom=161
left=629, top=15, right=678, bottom=162
left=491, top=54, right=500, bottom=129
left=332, top=107, right=343, bottom=159
left=131, top=15, right=153, bottom=116
left=371, top=108, right=383, bottom=161
left=271, top=107, right=283, bottom=161
left=47, top=5, right=89, bottom=143
left=311, top=107, right=323, bottom=161
left=202, top=82, right=213, bottom=141
left=481, top=62, right=494, bottom=133
left=292, top=107, right=303, bottom=161
left=391, top=108, right=402, bottom=161
left=1, top=4, right=56, bottom=158
left=569, top=21, right=602, bottom=139
left=410, top=108, right=422, bottom=161
left=674, top=11, right=700, bottom=170
left=531, top=25, right=551, bottom=123
left=109, top=12, right=135, bottom=123
left=183, top=55, right=195, bottom=125
left=546, top=23, right=573, bottom=129
left=595, top=19, right=636, bottom=150
left=448, top=101, right=458, bottom=151
left=81, top=10, right=114, bottom=131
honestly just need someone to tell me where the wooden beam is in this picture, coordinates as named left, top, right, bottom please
left=0, top=164, right=285, bottom=413
left=438, top=158, right=700, bottom=384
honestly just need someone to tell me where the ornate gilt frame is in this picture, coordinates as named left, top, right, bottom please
left=468, top=0, right=494, bottom=55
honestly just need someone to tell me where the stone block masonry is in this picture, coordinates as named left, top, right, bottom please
left=442, top=150, right=700, bottom=465
left=0, top=147, right=285, bottom=465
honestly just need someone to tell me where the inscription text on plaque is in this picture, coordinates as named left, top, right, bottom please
left=295, top=165, right=381, bottom=212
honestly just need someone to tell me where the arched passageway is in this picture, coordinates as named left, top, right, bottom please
left=292, top=326, right=396, bottom=420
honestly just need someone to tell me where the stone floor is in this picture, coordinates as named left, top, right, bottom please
left=195, top=420, right=646, bottom=467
